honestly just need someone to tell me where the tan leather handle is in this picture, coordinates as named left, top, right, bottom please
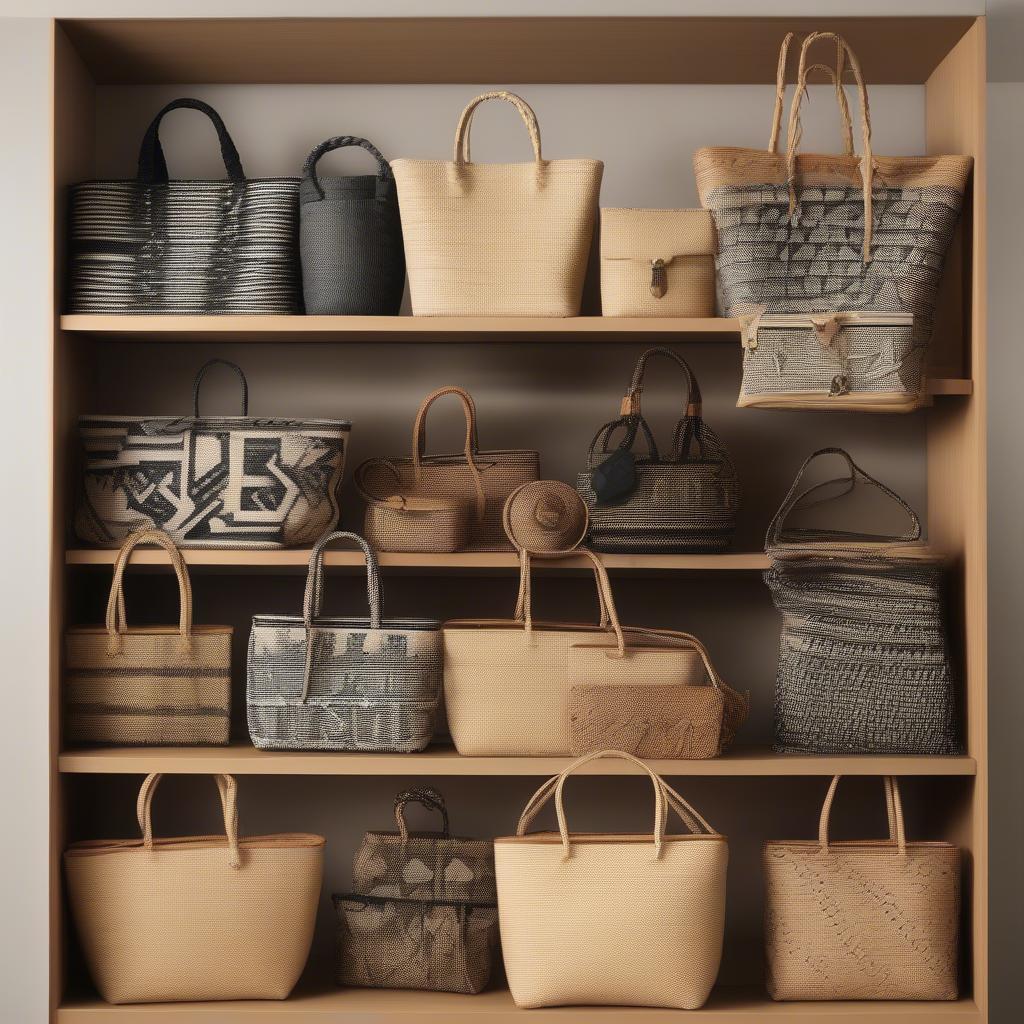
left=453, top=90, right=543, bottom=165
left=818, top=775, right=906, bottom=855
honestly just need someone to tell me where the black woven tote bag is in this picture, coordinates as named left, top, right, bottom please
left=765, top=448, right=959, bottom=755
left=576, top=347, right=740, bottom=553
left=300, top=136, right=405, bottom=315
left=68, top=98, right=300, bottom=314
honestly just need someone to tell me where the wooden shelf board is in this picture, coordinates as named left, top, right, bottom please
left=56, top=987, right=981, bottom=1021
left=57, top=743, right=977, bottom=777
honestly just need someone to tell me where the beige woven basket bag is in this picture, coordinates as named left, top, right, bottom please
left=495, top=750, right=728, bottom=1009
left=64, top=529, right=232, bottom=745
left=391, top=90, right=603, bottom=316
left=764, top=775, right=960, bottom=1001
left=64, top=773, right=325, bottom=1004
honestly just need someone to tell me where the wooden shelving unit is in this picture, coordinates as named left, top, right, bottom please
left=49, top=13, right=988, bottom=1024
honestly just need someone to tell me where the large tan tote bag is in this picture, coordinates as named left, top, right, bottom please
left=444, top=549, right=741, bottom=755
left=64, top=529, right=232, bottom=745
left=495, top=750, right=728, bottom=1009
left=764, top=775, right=960, bottom=1001
left=391, top=90, right=603, bottom=316
left=64, top=773, right=325, bottom=1004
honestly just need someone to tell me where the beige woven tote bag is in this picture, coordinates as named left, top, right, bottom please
left=64, top=773, right=325, bottom=1004
left=391, top=90, right=603, bottom=316
left=764, top=775, right=960, bottom=1001
left=495, top=750, right=728, bottom=1009
left=64, top=529, right=232, bottom=745
left=444, top=549, right=743, bottom=755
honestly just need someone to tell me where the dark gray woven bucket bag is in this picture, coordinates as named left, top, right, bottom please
left=68, top=98, right=300, bottom=314
left=765, top=448, right=959, bottom=755
left=300, top=136, right=405, bottom=315
left=576, top=347, right=740, bottom=553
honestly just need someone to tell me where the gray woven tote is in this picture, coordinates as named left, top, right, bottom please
left=68, top=98, right=300, bottom=314
left=300, top=136, right=405, bottom=315
left=765, top=448, right=959, bottom=755
left=246, top=532, right=442, bottom=751
left=576, top=347, right=740, bottom=553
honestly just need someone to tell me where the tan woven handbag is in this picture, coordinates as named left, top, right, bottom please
left=764, top=775, right=960, bottom=1001
left=391, top=91, right=603, bottom=316
left=64, top=773, right=324, bottom=1004
left=600, top=208, right=716, bottom=317
left=444, top=549, right=745, bottom=755
left=64, top=529, right=231, bottom=745
left=495, top=750, right=728, bottom=1009
left=355, top=386, right=539, bottom=552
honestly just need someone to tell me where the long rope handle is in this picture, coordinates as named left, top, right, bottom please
left=410, top=386, right=486, bottom=523
left=453, top=90, right=543, bottom=165
left=785, top=31, right=874, bottom=262
left=192, top=358, right=249, bottom=418
left=136, top=773, right=241, bottom=869
left=394, top=787, right=450, bottom=841
left=104, top=529, right=192, bottom=657
left=818, top=775, right=906, bottom=856
left=768, top=33, right=854, bottom=155
left=512, top=547, right=610, bottom=629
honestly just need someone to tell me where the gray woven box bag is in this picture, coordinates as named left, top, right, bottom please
left=765, top=448, right=959, bottom=755
left=68, top=98, right=300, bottom=314
left=247, top=531, right=442, bottom=751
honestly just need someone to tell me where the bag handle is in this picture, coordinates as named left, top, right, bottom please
left=394, top=787, right=450, bottom=841
left=586, top=416, right=660, bottom=470
left=453, top=90, right=543, bottom=165
left=818, top=775, right=907, bottom=856
left=137, top=97, right=246, bottom=185
left=136, top=773, right=241, bottom=869
left=192, top=358, right=249, bottom=417
left=516, top=750, right=717, bottom=861
left=621, top=347, right=701, bottom=421
left=512, top=547, right=611, bottom=631
left=785, top=32, right=874, bottom=262
left=104, top=529, right=192, bottom=657
left=768, top=32, right=854, bottom=156
left=302, top=135, right=394, bottom=202
left=410, top=387, right=486, bottom=522
left=766, top=447, right=922, bottom=550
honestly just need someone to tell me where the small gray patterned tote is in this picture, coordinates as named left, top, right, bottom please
left=246, top=532, right=442, bottom=751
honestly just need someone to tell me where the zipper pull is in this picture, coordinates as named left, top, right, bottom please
left=649, top=259, right=667, bottom=299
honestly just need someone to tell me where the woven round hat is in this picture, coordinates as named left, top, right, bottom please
left=503, top=480, right=589, bottom=554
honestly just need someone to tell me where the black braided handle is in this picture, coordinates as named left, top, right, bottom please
left=137, top=98, right=245, bottom=184
left=302, top=136, right=393, bottom=202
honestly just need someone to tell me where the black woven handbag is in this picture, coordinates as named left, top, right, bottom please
left=765, top=448, right=959, bottom=754
left=299, top=136, right=405, bottom=316
left=576, top=348, right=740, bottom=553
left=68, top=98, right=300, bottom=314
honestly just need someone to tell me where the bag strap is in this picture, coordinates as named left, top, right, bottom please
left=453, top=90, right=543, bottom=165
left=586, top=415, right=659, bottom=470
left=768, top=32, right=854, bottom=156
left=302, top=135, right=394, bottom=202
left=410, top=386, right=486, bottom=522
left=818, top=775, right=907, bottom=856
left=512, top=547, right=611, bottom=630
left=766, top=447, right=922, bottom=550
left=784, top=32, right=874, bottom=262
left=394, top=787, right=450, bottom=841
left=192, top=358, right=249, bottom=417
left=136, top=773, right=241, bottom=869
left=137, top=97, right=246, bottom=185
left=104, top=529, right=192, bottom=657
left=621, top=347, right=701, bottom=421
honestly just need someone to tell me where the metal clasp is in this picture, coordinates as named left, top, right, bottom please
left=649, top=258, right=667, bottom=299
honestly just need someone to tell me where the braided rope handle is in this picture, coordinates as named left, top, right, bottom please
left=453, top=90, right=543, bottom=165
left=302, top=135, right=393, bottom=201
left=394, top=787, right=450, bottom=840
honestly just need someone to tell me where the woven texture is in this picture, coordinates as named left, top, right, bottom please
left=766, top=449, right=959, bottom=754
left=68, top=99, right=299, bottom=314
left=247, top=532, right=442, bottom=751
left=600, top=208, right=716, bottom=317
left=738, top=312, right=921, bottom=411
left=502, top=480, right=588, bottom=554
left=694, top=33, right=970, bottom=369
left=355, top=386, right=539, bottom=552
left=577, top=348, right=740, bottom=553
left=64, top=774, right=324, bottom=1004
left=75, top=359, right=349, bottom=549
left=65, top=530, right=231, bottom=746
left=764, top=776, right=960, bottom=1001
left=299, top=136, right=405, bottom=315
left=495, top=751, right=727, bottom=1009
left=391, top=91, right=602, bottom=316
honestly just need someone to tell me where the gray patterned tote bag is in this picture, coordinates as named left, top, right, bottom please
left=765, top=448, right=959, bottom=754
left=247, top=532, right=442, bottom=751
left=75, top=359, right=350, bottom=549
